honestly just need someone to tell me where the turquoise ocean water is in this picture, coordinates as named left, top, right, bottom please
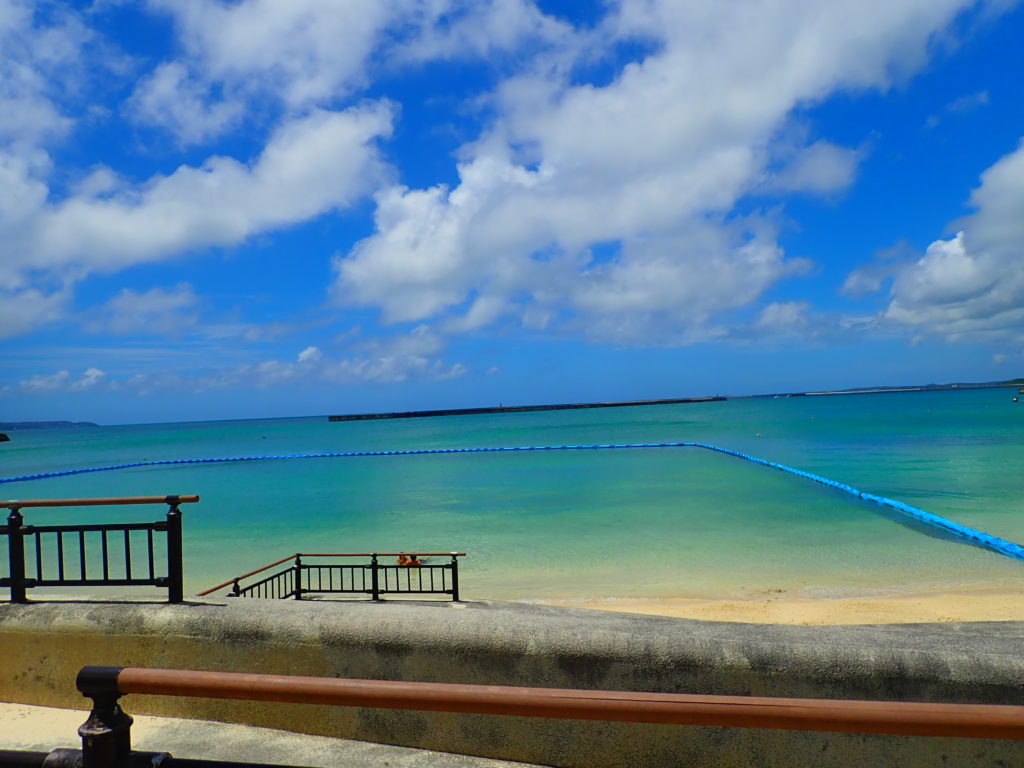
left=1, top=388, right=1022, bottom=600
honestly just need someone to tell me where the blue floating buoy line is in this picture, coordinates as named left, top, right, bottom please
left=1, top=441, right=1021, bottom=563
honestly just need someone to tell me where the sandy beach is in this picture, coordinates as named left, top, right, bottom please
left=536, top=585, right=1024, bottom=625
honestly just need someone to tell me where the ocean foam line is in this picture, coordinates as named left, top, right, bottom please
left=2, top=441, right=1021, bottom=563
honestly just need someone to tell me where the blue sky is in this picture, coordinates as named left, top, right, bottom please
left=1, top=0, right=1023, bottom=424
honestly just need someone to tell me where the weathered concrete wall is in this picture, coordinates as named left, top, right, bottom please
left=0, top=598, right=1021, bottom=767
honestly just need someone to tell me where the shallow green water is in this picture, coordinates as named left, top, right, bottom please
left=2, top=388, right=1022, bottom=599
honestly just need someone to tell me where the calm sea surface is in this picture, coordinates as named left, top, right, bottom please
left=2, top=388, right=1022, bottom=600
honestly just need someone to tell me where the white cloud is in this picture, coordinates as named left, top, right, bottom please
left=18, top=367, right=104, bottom=392
left=86, top=282, right=199, bottom=335
left=0, top=2, right=401, bottom=338
left=763, top=141, right=861, bottom=195
left=297, top=345, right=322, bottom=363
left=0, top=2, right=90, bottom=334
left=39, top=105, right=390, bottom=273
left=0, top=0, right=92, bottom=150
left=198, top=329, right=466, bottom=388
left=129, top=0, right=392, bottom=142
left=7, top=329, right=466, bottom=397
left=926, top=89, right=991, bottom=126
left=396, top=0, right=573, bottom=64
left=0, top=286, right=68, bottom=339
left=1, top=105, right=394, bottom=330
left=757, top=301, right=811, bottom=332
left=70, top=367, right=106, bottom=390
left=133, top=0, right=569, bottom=144
left=129, top=61, right=243, bottom=145
left=19, top=369, right=70, bottom=392
left=946, top=89, right=990, bottom=113
left=861, top=139, right=1024, bottom=343
left=333, top=0, right=978, bottom=345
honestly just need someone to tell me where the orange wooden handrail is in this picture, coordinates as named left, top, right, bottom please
left=299, top=552, right=466, bottom=557
left=0, top=495, right=199, bottom=509
left=101, top=667, right=1024, bottom=739
left=195, top=554, right=299, bottom=596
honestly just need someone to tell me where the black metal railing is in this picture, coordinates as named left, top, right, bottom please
left=198, top=552, right=465, bottom=602
left=0, top=495, right=197, bottom=603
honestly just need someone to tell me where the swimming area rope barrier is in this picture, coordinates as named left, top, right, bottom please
left=2, top=441, right=1022, bottom=563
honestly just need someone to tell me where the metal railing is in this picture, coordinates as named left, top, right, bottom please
left=2, top=664, right=1022, bottom=768
left=198, top=552, right=465, bottom=601
left=0, top=496, right=198, bottom=603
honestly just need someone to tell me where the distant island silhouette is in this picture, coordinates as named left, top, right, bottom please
left=0, top=421, right=99, bottom=430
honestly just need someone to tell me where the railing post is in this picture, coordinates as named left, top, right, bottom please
left=450, top=552, right=460, bottom=602
left=6, top=509, right=28, bottom=603
left=165, top=503, right=183, bottom=604
left=293, top=554, right=303, bottom=600
left=76, top=666, right=133, bottom=768
left=370, top=553, right=380, bottom=601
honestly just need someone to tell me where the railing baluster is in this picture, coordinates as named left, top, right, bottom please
left=165, top=503, right=183, bottom=603
left=102, top=530, right=109, bottom=580
left=123, top=530, right=132, bottom=580
left=450, top=553, right=460, bottom=601
left=6, top=510, right=27, bottom=603
left=79, top=530, right=87, bottom=580
left=57, top=531, right=65, bottom=581
left=34, top=531, right=42, bottom=581
left=370, top=554, right=380, bottom=601
left=147, top=529, right=155, bottom=580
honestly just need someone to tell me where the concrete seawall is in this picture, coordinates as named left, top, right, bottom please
left=0, top=598, right=1021, bottom=767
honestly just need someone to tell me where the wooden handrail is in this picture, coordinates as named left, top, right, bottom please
left=195, top=554, right=299, bottom=596
left=196, top=552, right=467, bottom=597
left=93, top=667, right=1024, bottom=739
left=300, top=552, right=467, bottom=557
left=0, top=495, right=199, bottom=510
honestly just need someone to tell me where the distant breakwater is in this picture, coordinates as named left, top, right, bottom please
left=328, top=396, right=726, bottom=422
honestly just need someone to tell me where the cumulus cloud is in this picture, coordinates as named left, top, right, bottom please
left=332, top=0, right=982, bottom=346
left=8, top=329, right=465, bottom=397
left=133, top=0, right=570, bottom=144
left=129, top=61, right=243, bottom=145
left=756, top=301, right=811, bottom=332
left=0, top=286, right=68, bottom=338
left=197, top=330, right=467, bottom=388
left=131, top=0, right=393, bottom=141
left=851, top=138, right=1024, bottom=343
left=0, top=0, right=92, bottom=150
left=297, top=345, right=322, bottom=364
left=18, top=367, right=105, bottom=392
left=925, top=89, right=991, bottom=127
left=32, top=105, right=391, bottom=276
left=0, top=104, right=393, bottom=335
left=2, top=0, right=1009, bottom=354
left=86, top=282, right=199, bottom=335
left=763, top=141, right=861, bottom=195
